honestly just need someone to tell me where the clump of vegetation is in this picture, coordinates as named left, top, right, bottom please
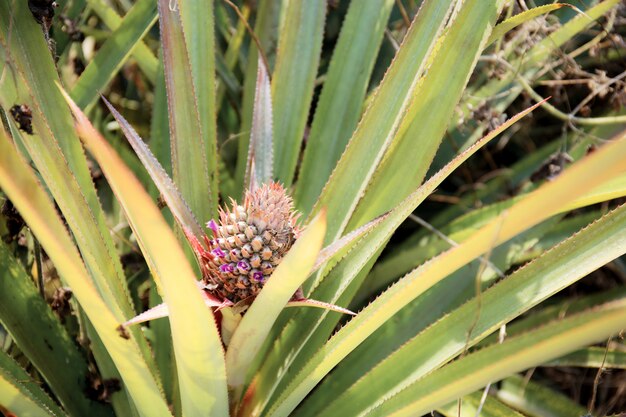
left=0, top=1, right=625, bottom=416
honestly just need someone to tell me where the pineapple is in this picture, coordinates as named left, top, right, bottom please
left=195, top=183, right=300, bottom=304
left=2, top=1, right=625, bottom=417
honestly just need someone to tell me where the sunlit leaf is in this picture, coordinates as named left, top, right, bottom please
left=226, top=211, right=327, bottom=399
left=62, top=88, right=229, bottom=417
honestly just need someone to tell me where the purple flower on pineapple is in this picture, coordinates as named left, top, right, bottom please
left=207, top=219, right=219, bottom=235
left=237, top=261, right=250, bottom=272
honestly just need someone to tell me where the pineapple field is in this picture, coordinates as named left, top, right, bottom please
left=1, top=0, right=626, bottom=416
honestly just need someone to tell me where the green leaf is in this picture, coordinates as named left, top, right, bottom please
left=149, top=53, right=172, bottom=177
left=298, top=215, right=565, bottom=417
left=245, top=58, right=274, bottom=188
left=244, top=101, right=544, bottom=416
left=235, top=0, right=283, bottom=194
left=271, top=0, right=325, bottom=185
left=159, top=0, right=216, bottom=223
left=485, top=4, right=568, bottom=48
left=432, top=0, right=621, bottom=172
left=545, top=347, right=626, bottom=369
left=216, top=3, right=248, bottom=108
left=177, top=0, right=219, bottom=215
left=361, top=169, right=626, bottom=304
left=497, top=374, right=588, bottom=417
left=563, top=173, right=626, bottom=212
left=226, top=210, right=327, bottom=399
left=345, top=0, right=506, bottom=232
left=63, top=89, right=229, bottom=417
left=85, top=0, right=158, bottom=83
left=438, top=391, right=525, bottom=417
left=103, top=98, right=205, bottom=243
left=0, top=1, right=155, bottom=371
left=306, top=0, right=458, bottom=245
left=479, top=287, right=626, bottom=349
left=294, top=0, right=395, bottom=214
left=372, top=299, right=626, bottom=416
left=0, top=351, right=67, bottom=417
left=266, top=131, right=626, bottom=417
left=0, top=123, right=170, bottom=417
left=313, top=212, right=389, bottom=273
left=313, top=202, right=626, bottom=417
left=70, top=0, right=158, bottom=110
left=0, top=242, right=112, bottom=417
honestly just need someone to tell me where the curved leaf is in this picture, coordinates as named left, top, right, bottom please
left=0, top=119, right=170, bottom=417
left=226, top=211, right=327, bottom=398
left=485, top=4, right=568, bottom=48
left=0, top=352, right=66, bottom=417
left=103, top=97, right=204, bottom=243
left=243, top=100, right=546, bottom=416
left=314, top=202, right=626, bottom=417
left=266, top=131, right=626, bottom=417
left=372, top=299, right=626, bottom=416
left=0, top=242, right=112, bottom=417
left=62, top=88, right=229, bottom=417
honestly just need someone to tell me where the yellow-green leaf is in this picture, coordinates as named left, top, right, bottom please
left=0, top=120, right=170, bottom=417
left=61, top=89, right=228, bottom=417
left=226, top=211, right=327, bottom=398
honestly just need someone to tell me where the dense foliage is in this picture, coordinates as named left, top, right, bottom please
left=0, top=1, right=625, bottom=416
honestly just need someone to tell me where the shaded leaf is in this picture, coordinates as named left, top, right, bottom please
left=103, top=97, right=205, bottom=243
left=245, top=57, right=273, bottom=189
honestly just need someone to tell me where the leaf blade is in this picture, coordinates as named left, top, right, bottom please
left=63, top=89, right=229, bottom=417
left=294, top=0, right=395, bottom=214
left=373, top=300, right=626, bottom=416
left=266, top=130, right=626, bottom=417
left=0, top=242, right=112, bottom=417
left=272, top=0, right=326, bottom=185
left=0, top=120, right=170, bottom=417
left=103, top=97, right=205, bottom=242
left=70, top=0, right=157, bottom=110
left=308, top=0, right=457, bottom=244
left=159, top=0, right=215, bottom=223
left=246, top=57, right=274, bottom=188
left=226, top=211, right=327, bottom=395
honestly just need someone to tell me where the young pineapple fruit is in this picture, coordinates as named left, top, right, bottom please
left=201, top=182, right=300, bottom=303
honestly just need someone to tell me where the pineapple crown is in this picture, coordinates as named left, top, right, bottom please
left=194, top=182, right=300, bottom=304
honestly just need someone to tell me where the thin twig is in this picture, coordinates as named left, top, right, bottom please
left=222, top=0, right=271, bottom=76
left=479, top=55, right=626, bottom=126
left=473, top=325, right=506, bottom=417
left=570, top=69, right=626, bottom=116
left=384, top=28, right=400, bottom=52
left=536, top=8, right=617, bottom=80
left=426, top=194, right=461, bottom=204
left=394, top=0, right=411, bottom=28
left=588, top=336, right=611, bottom=415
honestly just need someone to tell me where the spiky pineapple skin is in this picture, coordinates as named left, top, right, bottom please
left=203, top=183, right=299, bottom=303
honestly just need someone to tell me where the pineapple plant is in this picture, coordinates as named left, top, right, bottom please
left=1, top=0, right=626, bottom=416
left=199, top=182, right=300, bottom=304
